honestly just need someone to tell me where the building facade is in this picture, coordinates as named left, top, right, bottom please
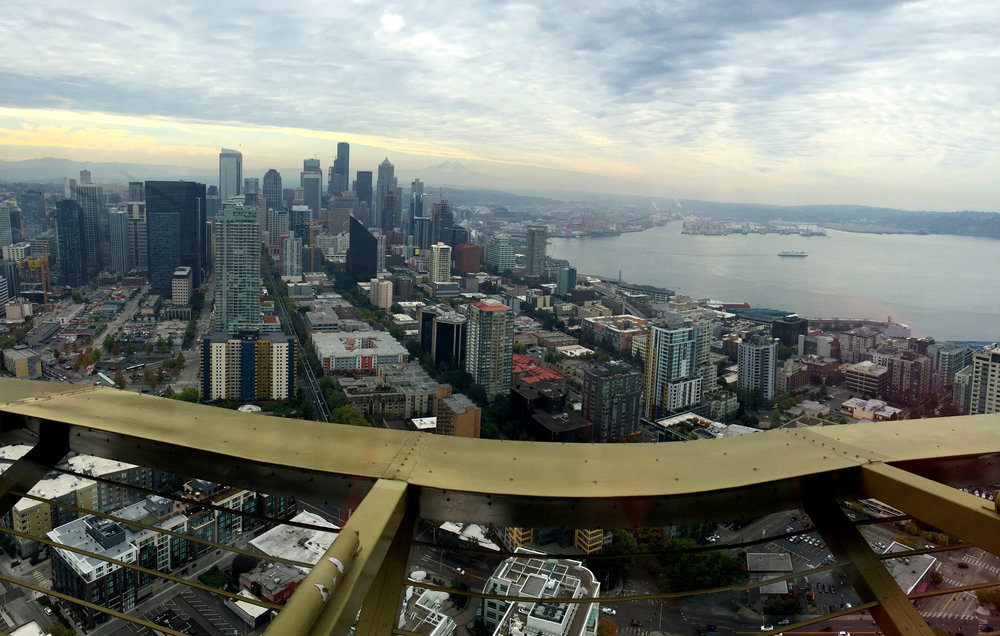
left=199, top=332, right=296, bottom=401
left=525, top=225, right=547, bottom=276
left=465, top=300, right=514, bottom=398
left=219, top=148, right=243, bottom=203
left=583, top=360, right=642, bottom=442
left=970, top=345, right=1000, bottom=415
left=214, top=203, right=260, bottom=334
left=737, top=335, right=778, bottom=400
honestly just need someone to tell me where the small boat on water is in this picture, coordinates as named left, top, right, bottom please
left=778, top=250, right=808, bottom=257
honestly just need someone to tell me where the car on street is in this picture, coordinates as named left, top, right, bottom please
left=600, top=607, right=616, bottom=615
left=778, top=618, right=791, bottom=625
left=630, top=619, right=643, bottom=627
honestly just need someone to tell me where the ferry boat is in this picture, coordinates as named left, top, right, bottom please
left=778, top=250, right=808, bottom=257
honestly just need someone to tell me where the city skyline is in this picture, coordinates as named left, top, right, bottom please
left=0, top=1, right=997, bottom=211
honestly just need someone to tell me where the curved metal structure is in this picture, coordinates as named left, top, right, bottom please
left=1, top=377, right=998, bottom=635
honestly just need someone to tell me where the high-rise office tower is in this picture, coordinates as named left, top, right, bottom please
left=79, top=169, right=92, bottom=185
left=128, top=182, right=144, bottom=202
left=301, top=159, right=322, bottom=219
left=108, top=209, right=130, bottom=274
left=375, top=158, right=395, bottom=231
left=64, top=178, right=77, bottom=201
left=346, top=216, right=377, bottom=283
left=219, top=148, right=242, bottom=203
left=642, top=313, right=708, bottom=418
left=331, top=143, right=349, bottom=197
left=354, top=171, right=373, bottom=209
left=19, top=191, right=45, bottom=239
left=429, top=242, right=452, bottom=283
left=525, top=225, right=547, bottom=277
left=0, top=204, right=13, bottom=247
left=280, top=233, right=302, bottom=277
left=970, top=345, right=1000, bottom=415
left=408, top=178, right=424, bottom=237
left=432, top=198, right=452, bottom=245
left=262, top=169, right=282, bottom=213
left=56, top=200, right=84, bottom=287
left=145, top=181, right=206, bottom=295
left=215, top=203, right=261, bottom=334
left=737, top=335, right=778, bottom=400
left=289, top=205, right=311, bottom=244
left=76, top=184, right=103, bottom=272
left=583, top=360, right=642, bottom=442
left=465, top=300, right=514, bottom=399
left=126, top=202, right=148, bottom=273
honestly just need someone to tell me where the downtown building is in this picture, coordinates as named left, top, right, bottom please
left=219, top=148, right=243, bottom=203
left=200, top=332, right=297, bottom=400
left=737, top=334, right=778, bottom=400
left=969, top=344, right=1000, bottom=415
left=642, top=312, right=711, bottom=418
left=524, top=224, right=547, bottom=276
left=583, top=360, right=642, bottom=442
left=214, top=203, right=260, bottom=334
left=145, top=180, right=206, bottom=295
left=465, top=300, right=514, bottom=399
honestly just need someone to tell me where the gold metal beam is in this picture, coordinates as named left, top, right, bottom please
left=860, top=462, right=1000, bottom=556
left=805, top=479, right=934, bottom=636
left=355, top=505, right=416, bottom=635
left=310, top=479, right=408, bottom=636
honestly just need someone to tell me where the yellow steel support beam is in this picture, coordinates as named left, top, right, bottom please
left=355, top=506, right=416, bottom=635
left=860, top=462, right=1000, bottom=557
left=805, top=479, right=934, bottom=636
left=264, top=522, right=361, bottom=635
left=310, top=479, right=408, bottom=636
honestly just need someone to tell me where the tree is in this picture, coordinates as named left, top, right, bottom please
left=144, top=342, right=153, bottom=355
left=102, top=335, right=114, bottom=353
left=144, top=367, right=158, bottom=389
left=976, top=587, right=1000, bottom=607
left=71, top=291, right=83, bottom=304
left=930, top=570, right=944, bottom=586
left=48, top=624, right=75, bottom=636
left=597, top=617, right=617, bottom=636
left=331, top=405, right=368, bottom=427
left=113, top=371, right=126, bottom=390
left=175, top=387, right=199, bottom=402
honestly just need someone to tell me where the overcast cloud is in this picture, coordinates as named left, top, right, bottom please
left=1, top=0, right=997, bottom=209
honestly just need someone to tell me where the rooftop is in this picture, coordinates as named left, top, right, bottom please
left=249, top=511, right=339, bottom=570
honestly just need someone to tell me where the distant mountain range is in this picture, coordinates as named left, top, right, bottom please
left=0, top=157, right=217, bottom=184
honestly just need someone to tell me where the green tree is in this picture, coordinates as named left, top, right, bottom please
left=102, top=335, right=114, bottom=353
left=48, top=624, right=75, bottom=636
left=331, top=405, right=368, bottom=426
left=175, top=387, right=199, bottom=402
left=976, top=587, right=1000, bottom=606
left=144, top=342, right=153, bottom=355
left=71, top=291, right=83, bottom=304
left=113, top=370, right=126, bottom=390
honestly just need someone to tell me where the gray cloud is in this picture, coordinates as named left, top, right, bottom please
left=1, top=0, right=997, bottom=208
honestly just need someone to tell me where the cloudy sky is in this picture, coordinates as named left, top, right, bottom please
left=1, top=0, right=997, bottom=209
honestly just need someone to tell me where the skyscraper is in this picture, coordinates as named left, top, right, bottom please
left=280, top=234, right=302, bottom=277
left=429, top=242, right=452, bottom=283
left=219, top=148, right=242, bottom=203
left=737, top=335, right=778, bottom=400
left=215, top=203, right=261, bottom=334
left=126, top=202, right=148, bottom=273
left=642, top=313, right=707, bottom=418
left=0, top=204, right=13, bottom=247
left=354, top=171, right=373, bottom=209
left=108, top=209, right=130, bottom=274
left=331, top=142, right=349, bottom=197
left=525, top=225, right=547, bottom=277
left=301, top=159, right=322, bottom=219
left=347, top=216, right=377, bottom=282
left=128, top=182, right=144, bottom=202
left=375, top=158, right=396, bottom=231
left=486, top=235, right=515, bottom=272
left=583, top=360, right=642, bottom=442
left=262, top=169, right=282, bottom=213
left=56, top=200, right=84, bottom=287
left=19, top=191, right=45, bottom=239
left=465, top=300, right=514, bottom=399
left=79, top=169, right=92, bottom=185
left=145, top=181, right=206, bottom=295
left=408, top=178, right=424, bottom=237
left=76, top=184, right=103, bottom=272
left=432, top=198, right=452, bottom=245
left=970, top=345, right=1000, bottom=415
left=243, top=177, right=260, bottom=206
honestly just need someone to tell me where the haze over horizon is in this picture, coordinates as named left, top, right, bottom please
left=1, top=1, right=997, bottom=211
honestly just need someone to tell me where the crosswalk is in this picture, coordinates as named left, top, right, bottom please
left=963, top=553, right=1000, bottom=574
left=31, top=570, right=49, bottom=588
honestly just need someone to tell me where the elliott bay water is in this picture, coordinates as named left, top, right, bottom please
left=547, top=222, right=999, bottom=342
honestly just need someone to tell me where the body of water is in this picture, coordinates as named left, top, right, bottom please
left=547, top=222, right=999, bottom=342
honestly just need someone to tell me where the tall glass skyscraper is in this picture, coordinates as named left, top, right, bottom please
left=331, top=142, right=349, bottom=197
left=145, top=181, right=206, bottom=295
left=262, top=169, right=282, bottom=212
left=56, top=200, right=84, bottom=287
left=76, top=184, right=103, bottom=272
left=218, top=148, right=242, bottom=203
